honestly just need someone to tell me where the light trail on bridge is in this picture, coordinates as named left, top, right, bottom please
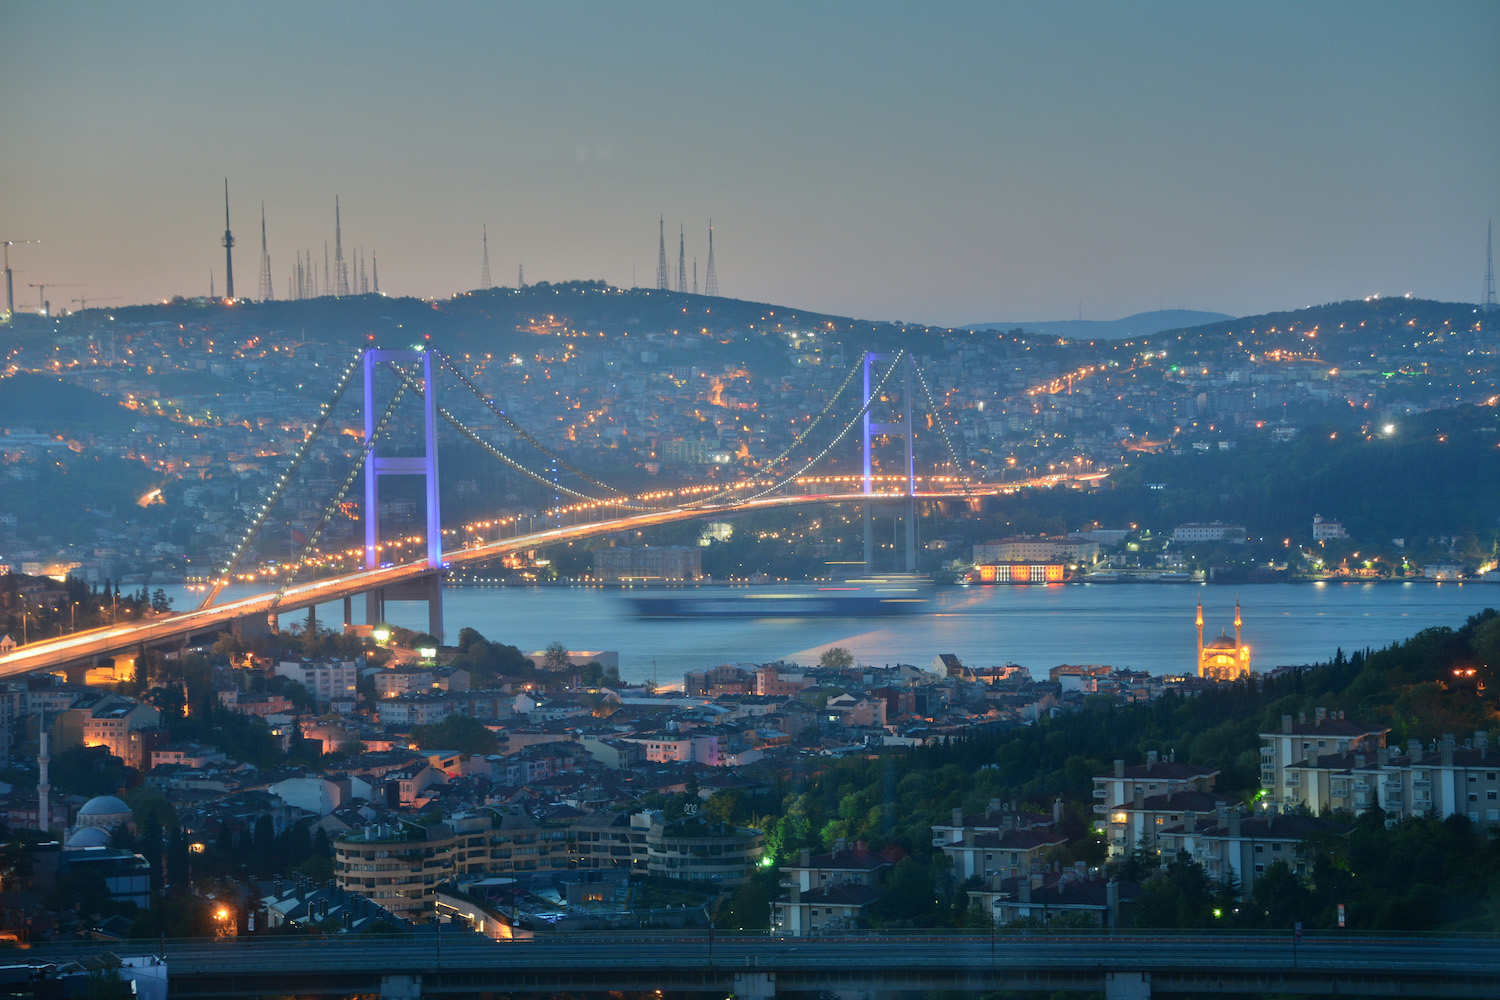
left=0, top=477, right=1104, bottom=680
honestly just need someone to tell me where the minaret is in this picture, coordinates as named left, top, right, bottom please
left=481, top=225, right=492, bottom=290
left=1234, top=596, right=1245, bottom=674
left=38, top=726, right=50, bottom=835
left=1195, top=598, right=1205, bottom=677
left=656, top=217, right=668, bottom=289
left=221, top=179, right=235, bottom=300
left=704, top=220, right=718, bottom=297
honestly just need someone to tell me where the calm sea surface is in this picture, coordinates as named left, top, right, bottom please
left=165, top=581, right=1499, bottom=687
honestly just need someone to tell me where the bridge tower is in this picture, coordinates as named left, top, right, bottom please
left=363, top=348, right=445, bottom=639
left=861, top=352, right=918, bottom=573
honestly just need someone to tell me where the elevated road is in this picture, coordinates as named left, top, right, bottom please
left=0, top=485, right=1060, bottom=681
left=20, top=931, right=1500, bottom=999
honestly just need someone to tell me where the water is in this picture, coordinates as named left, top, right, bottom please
left=164, top=581, right=1499, bottom=686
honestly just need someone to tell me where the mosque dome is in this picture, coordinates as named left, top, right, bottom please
left=1204, top=634, right=1239, bottom=650
left=65, top=826, right=113, bottom=849
left=75, top=795, right=132, bottom=830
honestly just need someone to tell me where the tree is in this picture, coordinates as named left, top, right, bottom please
left=542, top=641, right=572, bottom=671
left=409, top=715, right=500, bottom=755
left=819, top=647, right=855, bottom=670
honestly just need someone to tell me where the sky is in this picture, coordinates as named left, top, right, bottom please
left=2, top=1, right=1498, bottom=328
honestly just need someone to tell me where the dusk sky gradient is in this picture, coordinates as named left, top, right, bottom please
left=2, top=0, right=1497, bottom=327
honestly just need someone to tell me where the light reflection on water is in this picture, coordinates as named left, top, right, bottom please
left=163, top=580, right=1497, bottom=686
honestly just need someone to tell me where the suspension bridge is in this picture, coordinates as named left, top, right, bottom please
left=0, top=346, right=1104, bottom=681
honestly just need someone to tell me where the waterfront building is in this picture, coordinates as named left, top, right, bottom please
left=973, top=535, right=1100, bottom=565
left=1312, top=514, right=1347, bottom=541
left=1171, top=522, right=1247, bottom=544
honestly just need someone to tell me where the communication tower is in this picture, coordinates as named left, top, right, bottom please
left=372, top=251, right=379, bottom=294
left=1484, top=220, right=1496, bottom=313
left=704, top=221, right=718, bottom=297
left=258, top=203, right=274, bottom=301
left=333, top=198, right=348, bottom=296
left=677, top=225, right=686, bottom=293
left=656, top=217, right=668, bottom=289
left=221, top=179, right=235, bottom=300
left=481, top=225, right=492, bottom=290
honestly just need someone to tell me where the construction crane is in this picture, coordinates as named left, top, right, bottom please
left=2, top=239, right=39, bottom=319
left=71, top=294, right=121, bottom=313
left=27, top=282, right=82, bottom=317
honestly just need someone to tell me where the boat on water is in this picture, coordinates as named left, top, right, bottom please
left=624, top=576, right=933, bottom=618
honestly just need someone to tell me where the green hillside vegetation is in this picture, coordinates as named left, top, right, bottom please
left=1103, top=404, right=1500, bottom=561
left=711, top=610, right=1500, bottom=933
left=0, top=373, right=128, bottom=432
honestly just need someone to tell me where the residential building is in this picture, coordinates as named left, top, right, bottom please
left=645, top=815, right=763, bottom=884
left=276, top=658, right=361, bottom=709
left=934, top=805, right=1069, bottom=880
left=1312, top=514, right=1347, bottom=541
left=967, top=866, right=1133, bottom=928
left=1259, top=709, right=1388, bottom=809
left=772, top=844, right=890, bottom=936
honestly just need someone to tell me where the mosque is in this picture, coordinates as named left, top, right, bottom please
left=1197, top=597, right=1251, bottom=681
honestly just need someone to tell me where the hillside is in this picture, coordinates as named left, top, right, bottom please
left=971, top=309, right=1234, bottom=340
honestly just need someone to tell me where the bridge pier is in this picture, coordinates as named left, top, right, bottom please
left=733, top=971, right=776, bottom=1000
left=365, top=573, right=444, bottom=641
left=343, top=596, right=353, bottom=629
left=379, top=973, right=421, bottom=999
left=1105, top=971, right=1152, bottom=1000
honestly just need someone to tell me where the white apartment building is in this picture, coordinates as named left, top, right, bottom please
left=1259, top=709, right=1387, bottom=808
left=276, top=658, right=362, bottom=709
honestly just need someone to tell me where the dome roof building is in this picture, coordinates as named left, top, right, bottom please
left=74, top=794, right=133, bottom=832
left=64, top=826, right=113, bottom=849
left=1197, top=598, right=1251, bottom=681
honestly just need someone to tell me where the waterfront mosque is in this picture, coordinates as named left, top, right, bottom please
left=1196, top=597, right=1251, bottom=681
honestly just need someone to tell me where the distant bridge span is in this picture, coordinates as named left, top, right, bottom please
left=0, top=485, right=1050, bottom=681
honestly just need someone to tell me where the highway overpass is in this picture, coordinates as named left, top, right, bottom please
left=18, top=930, right=1500, bottom=999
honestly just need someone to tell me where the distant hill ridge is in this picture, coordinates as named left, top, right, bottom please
left=969, top=309, right=1235, bottom=340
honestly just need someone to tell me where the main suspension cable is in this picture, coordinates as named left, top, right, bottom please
left=436, top=351, right=641, bottom=501
left=703, top=349, right=909, bottom=508
left=199, top=352, right=364, bottom=609
left=912, top=359, right=972, bottom=490
left=268, top=360, right=421, bottom=610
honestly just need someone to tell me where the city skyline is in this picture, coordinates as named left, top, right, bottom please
left=1, top=1, right=1498, bottom=327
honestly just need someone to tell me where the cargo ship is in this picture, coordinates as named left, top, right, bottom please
left=624, top=576, right=932, bottom=618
